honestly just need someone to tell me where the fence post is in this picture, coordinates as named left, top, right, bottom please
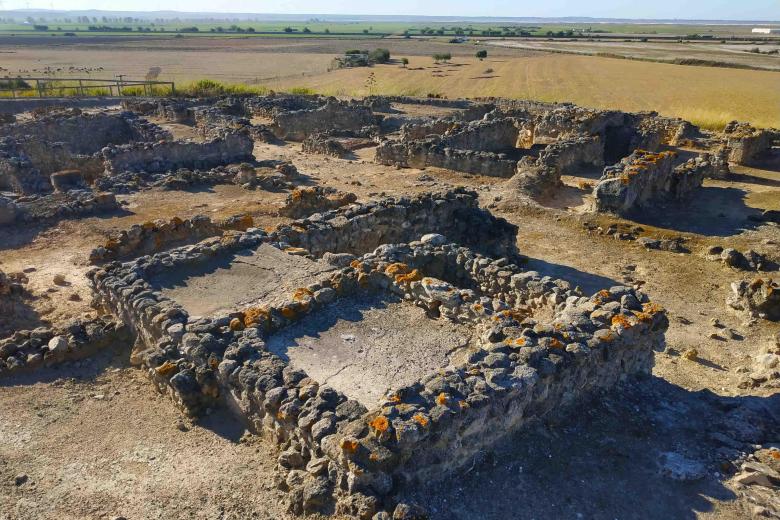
left=78, top=79, right=84, bottom=97
left=36, top=79, right=43, bottom=98
left=170, top=82, right=175, bottom=95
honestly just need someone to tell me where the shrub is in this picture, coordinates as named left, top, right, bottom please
left=433, top=53, right=452, bottom=63
left=475, top=50, right=488, bottom=59
left=369, top=48, right=391, bottom=64
left=33, top=24, right=48, bottom=31
left=401, top=58, right=409, bottom=67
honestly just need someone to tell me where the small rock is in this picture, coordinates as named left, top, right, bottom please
left=734, top=461, right=780, bottom=488
left=658, top=452, right=706, bottom=481
left=47, top=335, right=68, bottom=353
left=52, top=274, right=67, bottom=285
left=14, top=474, right=28, bottom=486
left=682, top=348, right=698, bottom=361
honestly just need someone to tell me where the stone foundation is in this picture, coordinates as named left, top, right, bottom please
left=87, top=188, right=667, bottom=517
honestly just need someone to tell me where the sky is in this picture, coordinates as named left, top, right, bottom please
left=2, top=0, right=779, bottom=21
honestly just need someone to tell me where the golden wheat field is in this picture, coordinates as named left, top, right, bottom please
left=269, top=54, right=780, bottom=129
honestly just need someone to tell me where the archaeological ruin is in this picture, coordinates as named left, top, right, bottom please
left=1, top=91, right=778, bottom=519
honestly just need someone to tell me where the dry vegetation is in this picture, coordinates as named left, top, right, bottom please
left=271, top=54, right=780, bottom=129
left=2, top=36, right=778, bottom=129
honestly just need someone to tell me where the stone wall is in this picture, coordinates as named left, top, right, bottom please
left=2, top=112, right=168, bottom=155
left=375, top=138, right=519, bottom=177
left=723, top=122, right=780, bottom=166
left=593, top=150, right=707, bottom=215
left=87, top=214, right=254, bottom=264
left=0, top=191, right=120, bottom=228
left=271, top=100, right=377, bottom=141
left=0, top=316, right=129, bottom=376
left=102, top=132, right=255, bottom=174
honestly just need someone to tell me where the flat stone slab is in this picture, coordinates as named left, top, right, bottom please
left=266, top=294, right=477, bottom=408
left=151, top=243, right=335, bottom=317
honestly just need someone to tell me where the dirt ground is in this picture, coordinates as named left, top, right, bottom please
left=1, top=106, right=779, bottom=519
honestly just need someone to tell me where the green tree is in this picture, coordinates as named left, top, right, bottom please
left=475, top=50, right=488, bottom=59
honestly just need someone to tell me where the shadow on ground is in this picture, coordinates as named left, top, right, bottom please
left=524, top=257, right=621, bottom=295
left=407, top=376, right=780, bottom=520
left=628, top=186, right=764, bottom=237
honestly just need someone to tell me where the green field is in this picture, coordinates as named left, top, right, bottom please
left=0, top=20, right=774, bottom=39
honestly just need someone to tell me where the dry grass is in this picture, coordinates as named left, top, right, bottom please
left=269, top=54, right=780, bottom=129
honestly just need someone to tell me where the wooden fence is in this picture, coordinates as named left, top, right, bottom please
left=0, top=76, right=175, bottom=98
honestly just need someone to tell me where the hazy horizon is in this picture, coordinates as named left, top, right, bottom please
left=1, top=1, right=779, bottom=22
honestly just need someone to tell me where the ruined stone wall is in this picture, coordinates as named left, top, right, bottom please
left=2, top=112, right=168, bottom=154
left=723, top=122, right=779, bottom=166
left=271, top=100, right=377, bottom=141
left=103, top=132, right=254, bottom=174
left=0, top=316, right=129, bottom=376
left=279, top=187, right=357, bottom=219
left=0, top=191, right=120, bottom=228
left=375, top=138, right=518, bottom=177
left=88, top=215, right=236, bottom=264
left=508, top=137, right=604, bottom=198
left=440, top=117, right=521, bottom=152
left=593, top=150, right=706, bottom=215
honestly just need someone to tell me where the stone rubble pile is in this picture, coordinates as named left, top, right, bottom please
left=0, top=315, right=129, bottom=376
left=728, top=278, right=780, bottom=321
left=279, top=187, right=358, bottom=219
left=0, top=190, right=120, bottom=228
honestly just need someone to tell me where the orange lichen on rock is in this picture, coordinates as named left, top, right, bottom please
left=340, top=437, right=359, bottom=453
left=395, top=269, right=422, bottom=284
left=388, top=394, right=401, bottom=403
left=505, top=337, right=526, bottom=348
left=229, top=317, right=245, bottom=331
left=412, top=414, right=429, bottom=427
left=549, top=338, right=564, bottom=349
left=610, top=314, right=633, bottom=330
left=385, top=262, right=410, bottom=276
left=283, top=246, right=309, bottom=255
left=243, top=307, right=270, bottom=328
left=632, top=311, right=653, bottom=323
left=642, top=302, right=665, bottom=315
left=155, top=361, right=177, bottom=377
left=293, top=287, right=314, bottom=302
left=104, top=238, right=120, bottom=250
left=369, top=415, right=390, bottom=433
left=597, top=289, right=611, bottom=299
left=281, top=305, right=297, bottom=319
left=436, top=393, right=448, bottom=406
left=170, top=216, right=184, bottom=226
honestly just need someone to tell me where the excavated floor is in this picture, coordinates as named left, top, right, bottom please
left=150, top=243, right=335, bottom=318
left=265, top=293, right=478, bottom=407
